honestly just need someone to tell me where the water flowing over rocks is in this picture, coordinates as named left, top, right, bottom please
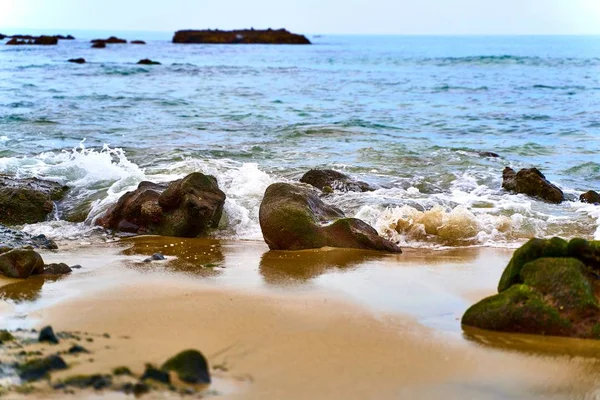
left=259, top=182, right=401, bottom=252
left=580, top=190, right=600, bottom=204
left=0, top=225, right=57, bottom=249
left=502, top=167, right=564, bottom=204
left=462, top=237, right=600, bottom=339
left=173, top=28, right=311, bottom=44
left=0, top=176, right=69, bottom=225
left=300, top=169, right=375, bottom=192
left=97, top=172, right=226, bottom=237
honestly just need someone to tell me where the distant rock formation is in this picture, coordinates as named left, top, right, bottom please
left=91, top=41, right=106, bottom=48
left=137, top=59, right=161, bottom=65
left=131, top=40, right=146, bottom=44
left=6, top=35, right=58, bottom=46
left=91, top=36, right=127, bottom=44
left=67, top=58, right=86, bottom=64
left=172, top=29, right=311, bottom=44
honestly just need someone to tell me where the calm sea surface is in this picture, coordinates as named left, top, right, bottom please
left=0, top=32, right=599, bottom=246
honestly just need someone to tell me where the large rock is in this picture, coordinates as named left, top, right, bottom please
left=5, top=35, right=58, bottom=45
left=0, top=176, right=69, bottom=225
left=96, top=173, right=225, bottom=237
left=259, top=183, right=401, bottom=252
left=161, top=349, right=211, bottom=384
left=300, top=169, right=374, bottom=192
left=580, top=190, right=600, bottom=204
left=0, top=249, right=45, bottom=279
left=173, top=29, right=311, bottom=44
left=462, top=238, right=600, bottom=340
left=502, top=167, right=564, bottom=204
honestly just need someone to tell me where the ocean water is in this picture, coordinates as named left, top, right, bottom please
left=0, top=32, right=599, bottom=247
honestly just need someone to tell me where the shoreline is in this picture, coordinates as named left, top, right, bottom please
left=2, top=239, right=600, bottom=398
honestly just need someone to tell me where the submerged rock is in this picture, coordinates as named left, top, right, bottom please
left=137, top=58, right=161, bottom=65
left=0, top=249, right=45, bottom=279
left=259, top=183, right=401, bottom=252
left=161, top=349, right=211, bottom=384
left=0, top=175, right=69, bottom=225
left=96, top=173, right=225, bottom=237
left=299, top=169, right=374, bottom=192
left=68, top=58, right=86, bottom=64
left=91, top=36, right=126, bottom=44
left=502, top=167, right=564, bottom=204
left=173, top=28, right=311, bottom=44
left=0, top=225, right=57, bottom=249
left=580, top=190, right=600, bottom=204
left=18, top=355, right=67, bottom=382
left=462, top=237, right=600, bottom=339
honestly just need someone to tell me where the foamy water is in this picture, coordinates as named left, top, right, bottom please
left=1, top=34, right=599, bottom=247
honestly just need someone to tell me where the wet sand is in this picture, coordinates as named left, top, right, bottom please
left=2, top=237, right=600, bottom=399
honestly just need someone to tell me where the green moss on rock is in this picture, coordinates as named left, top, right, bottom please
left=568, top=238, right=600, bottom=269
left=461, top=284, right=571, bottom=336
left=498, top=237, right=568, bottom=292
left=0, top=329, right=14, bottom=343
left=161, top=349, right=210, bottom=384
left=520, top=257, right=598, bottom=315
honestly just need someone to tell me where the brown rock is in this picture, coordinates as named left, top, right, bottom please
left=580, top=190, right=600, bottom=205
left=173, top=29, right=311, bottom=44
left=91, top=41, right=106, bottom=48
left=300, top=169, right=374, bottom=192
left=91, top=36, right=126, bottom=44
left=0, top=249, right=45, bottom=279
left=502, top=167, right=564, bottom=204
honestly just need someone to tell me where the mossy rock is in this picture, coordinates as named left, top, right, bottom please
left=161, top=349, right=210, bottom=384
left=498, top=237, right=568, bottom=292
left=520, top=257, right=598, bottom=315
left=18, top=355, right=67, bottom=382
left=0, top=329, right=14, bottom=343
left=461, top=284, right=571, bottom=336
left=568, top=238, right=600, bottom=270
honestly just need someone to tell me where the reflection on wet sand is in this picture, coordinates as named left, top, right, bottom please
left=259, top=247, right=393, bottom=284
left=0, top=275, right=64, bottom=303
left=464, top=326, right=600, bottom=359
left=121, top=235, right=225, bottom=277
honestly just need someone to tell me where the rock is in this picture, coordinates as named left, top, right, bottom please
left=173, top=28, right=311, bottom=44
left=131, top=40, right=146, bottom=44
left=0, top=249, right=45, bottom=279
left=144, top=253, right=166, bottom=262
left=71, top=264, right=83, bottom=269
left=18, top=355, right=68, bottom=382
left=498, top=237, right=568, bottom=292
left=112, top=366, right=132, bottom=376
left=0, top=329, right=14, bottom=343
left=0, top=34, right=5, bottom=40
left=137, top=58, right=161, bottom=65
left=462, top=237, right=600, bottom=340
left=141, top=365, right=170, bottom=384
left=91, top=36, right=126, bottom=44
left=502, top=167, right=564, bottom=204
left=161, top=349, right=211, bottom=384
left=91, top=41, right=106, bottom=48
left=462, top=284, right=571, bottom=336
left=39, top=325, right=59, bottom=344
left=259, top=183, right=401, bottom=252
left=0, top=225, right=58, bottom=249
left=62, top=374, right=112, bottom=390
left=68, top=344, right=89, bottom=354
left=6, top=38, right=26, bottom=45
left=97, top=173, right=226, bottom=237
left=43, top=263, right=72, bottom=275
left=33, top=35, right=58, bottom=45
left=0, top=175, right=69, bottom=225
left=479, top=151, right=500, bottom=158
left=68, top=58, right=86, bottom=64
left=299, top=169, right=374, bottom=192
left=580, top=190, right=600, bottom=204
left=56, top=34, right=75, bottom=40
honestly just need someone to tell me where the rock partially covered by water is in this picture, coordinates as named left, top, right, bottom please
left=580, top=190, right=600, bottom=204
left=91, top=36, right=127, bottom=44
left=43, top=263, right=72, bottom=275
left=137, top=59, right=161, bottom=65
left=259, top=183, right=401, bottom=252
left=0, top=175, right=69, bottom=225
left=173, top=29, right=311, bottom=44
left=0, top=225, right=57, bottom=249
left=6, top=35, right=58, bottom=45
left=97, top=173, right=225, bottom=237
left=0, top=248, right=45, bottom=279
left=131, top=40, right=146, bottom=44
left=91, top=41, right=106, bottom=48
left=68, top=58, right=86, bottom=64
left=462, top=237, right=600, bottom=339
left=300, top=169, right=374, bottom=192
left=502, top=167, right=564, bottom=204
left=161, top=349, right=211, bottom=384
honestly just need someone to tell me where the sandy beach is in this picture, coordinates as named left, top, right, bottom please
left=2, top=238, right=600, bottom=399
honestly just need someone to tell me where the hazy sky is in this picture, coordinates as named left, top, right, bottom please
left=2, top=0, right=600, bottom=35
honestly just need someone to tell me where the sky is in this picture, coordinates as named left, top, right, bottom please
left=1, top=0, right=600, bottom=35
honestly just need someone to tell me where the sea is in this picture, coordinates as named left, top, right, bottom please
left=1, top=31, right=599, bottom=248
